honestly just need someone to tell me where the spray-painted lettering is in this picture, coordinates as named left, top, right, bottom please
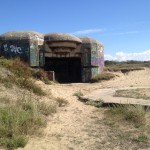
left=3, top=44, right=9, bottom=51
left=3, top=44, right=22, bottom=54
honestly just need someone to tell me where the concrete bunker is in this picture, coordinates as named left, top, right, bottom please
left=0, top=31, right=44, bottom=67
left=79, top=37, right=104, bottom=82
left=0, top=31, right=105, bottom=83
left=44, top=33, right=82, bottom=83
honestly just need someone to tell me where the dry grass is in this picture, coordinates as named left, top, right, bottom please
left=0, top=97, right=57, bottom=149
left=90, top=72, right=115, bottom=83
left=99, top=105, right=150, bottom=148
left=32, top=69, right=52, bottom=85
left=55, top=97, right=68, bottom=107
left=87, top=102, right=150, bottom=148
left=0, top=57, right=46, bottom=96
left=105, top=60, right=149, bottom=73
left=106, top=104, right=146, bottom=127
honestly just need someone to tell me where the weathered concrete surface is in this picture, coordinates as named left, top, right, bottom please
left=82, top=87, right=150, bottom=106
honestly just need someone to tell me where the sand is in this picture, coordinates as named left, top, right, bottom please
left=18, top=68, right=150, bottom=150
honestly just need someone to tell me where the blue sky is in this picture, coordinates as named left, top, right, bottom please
left=1, top=0, right=150, bottom=61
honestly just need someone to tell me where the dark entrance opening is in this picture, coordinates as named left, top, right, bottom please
left=44, top=57, right=82, bottom=83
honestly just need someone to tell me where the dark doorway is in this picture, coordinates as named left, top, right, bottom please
left=44, top=57, right=82, bottom=83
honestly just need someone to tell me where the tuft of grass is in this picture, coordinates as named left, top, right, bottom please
left=86, top=100, right=104, bottom=108
left=55, top=98, right=68, bottom=107
left=15, top=78, right=46, bottom=96
left=32, top=69, right=52, bottom=85
left=37, top=101, right=57, bottom=116
left=0, top=98, right=56, bottom=149
left=134, top=134, right=149, bottom=143
left=73, top=91, right=83, bottom=98
left=91, top=72, right=115, bottom=83
left=4, top=136, right=28, bottom=149
left=107, top=104, right=146, bottom=127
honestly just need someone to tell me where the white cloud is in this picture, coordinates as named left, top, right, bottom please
left=105, top=31, right=139, bottom=36
left=105, top=50, right=150, bottom=61
left=72, top=29, right=104, bottom=35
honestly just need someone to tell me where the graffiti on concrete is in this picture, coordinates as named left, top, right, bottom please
left=3, top=44, right=23, bottom=54
left=91, top=43, right=98, bottom=66
left=98, top=56, right=104, bottom=72
left=98, top=45, right=104, bottom=72
left=91, top=68, right=98, bottom=77
left=81, top=48, right=90, bottom=66
left=0, top=42, right=30, bottom=63
left=30, top=42, right=39, bottom=66
left=91, top=50, right=98, bottom=66
left=82, top=68, right=91, bottom=82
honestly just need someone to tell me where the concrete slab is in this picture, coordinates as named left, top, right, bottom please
left=81, top=87, right=150, bottom=107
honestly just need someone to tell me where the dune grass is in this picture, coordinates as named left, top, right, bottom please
left=106, top=104, right=146, bottom=127
left=0, top=97, right=57, bottom=149
left=0, top=57, right=47, bottom=96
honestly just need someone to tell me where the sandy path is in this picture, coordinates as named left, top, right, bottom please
left=20, top=68, right=150, bottom=150
left=21, top=83, right=106, bottom=150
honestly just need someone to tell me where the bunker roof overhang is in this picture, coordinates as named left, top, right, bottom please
left=0, top=31, right=44, bottom=41
left=44, top=33, right=82, bottom=44
left=79, top=36, right=104, bottom=48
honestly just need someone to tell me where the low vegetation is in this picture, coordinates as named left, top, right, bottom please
left=105, top=60, right=150, bottom=72
left=106, top=104, right=146, bottom=127
left=0, top=57, right=53, bottom=96
left=90, top=72, right=115, bottom=83
left=0, top=57, right=60, bottom=149
left=114, top=88, right=150, bottom=100
left=86, top=100, right=103, bottom=108
left=102, top=104, right=150, bottom=148
left=0, top=97, right=57, bottom=149
left=73, top=91, right=84, bottom=98
left=134, top=134, right=149, bottom=143
left=55, top=97, right=68, bottom=107
left=32, top=69, right=52, bottom=85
